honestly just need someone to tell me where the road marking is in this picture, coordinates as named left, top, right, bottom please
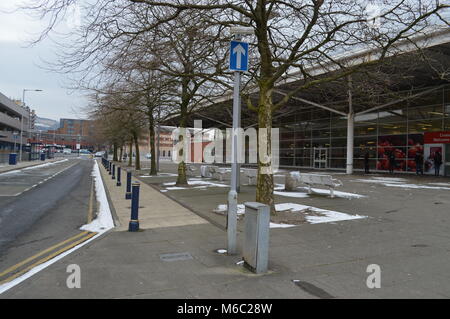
left=0, top=231, right=89, bottom=278
left=0, top=232, right=97, bottom=285
left=0, top=161, right=79, bottom=197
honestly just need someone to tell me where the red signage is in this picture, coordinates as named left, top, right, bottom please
left=424, top=131, right=450, bottom=144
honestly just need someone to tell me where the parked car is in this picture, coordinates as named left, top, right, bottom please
left=95, top=151, right=105, bottom=157
left=145, top=153, right=151, bottom=159
left=63, top=148, right=72, bottom=154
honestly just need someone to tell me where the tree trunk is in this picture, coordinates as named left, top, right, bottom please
left=113, top=143, right=118, bottom=162
left=255, top=86, right=275, bottom=214
left=176, top=96, right=189, bottom=186
left=133, top=132, right=141, bottom=171
left=118, top=146, right=123, bottom=163
left=128, top=140, right=133, bottom=167
left=149, top=113, right=157, bottom=176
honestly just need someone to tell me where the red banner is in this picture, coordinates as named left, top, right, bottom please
left=424, top=131, right=450, bottom=144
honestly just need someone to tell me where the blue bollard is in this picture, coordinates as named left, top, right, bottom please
left=128, top=182, right=140, bottom=232
left=117, top=166, right=122, bottom=187
left=125, top=171, right=132, bottom=200
left=109, top=162, right=112, bottom=175
left=112, top=164, right=116, bottom=180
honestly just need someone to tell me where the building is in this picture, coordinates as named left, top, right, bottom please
left=164, top=28, right=450, bottom=177
left=57, top=118, right=95, bottom=136
left=0, top=92, right=30, bottom=157
left=27, top=119, right=96, bottom=151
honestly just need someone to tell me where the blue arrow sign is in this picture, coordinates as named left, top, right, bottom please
left=229, top=40, right=249, bottom=72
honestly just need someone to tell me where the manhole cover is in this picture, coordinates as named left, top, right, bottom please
left=160, top=252, right=193, bottom=262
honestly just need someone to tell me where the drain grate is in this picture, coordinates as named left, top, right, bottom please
left=160, top=252, right=193, bottom=262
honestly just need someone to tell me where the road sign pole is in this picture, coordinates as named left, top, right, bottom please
left=227, top=70, right=241, bottom=255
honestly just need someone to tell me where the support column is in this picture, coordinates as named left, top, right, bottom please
left=346, top=76, right=354, bottom=175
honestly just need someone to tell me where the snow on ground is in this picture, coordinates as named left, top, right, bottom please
left=163, top=179, right=229, bottom=190
left=139, top=173, right=178, bottom=177
left=80, top=161, right=115, bottom=233
left=213, top=202, right=366, bottom=226
left=274, top=184, right=365, bottom=199
left=354, top=176, right=450, bottom=190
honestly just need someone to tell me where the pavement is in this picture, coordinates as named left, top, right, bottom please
left=1, top=159, right=450, bottom=298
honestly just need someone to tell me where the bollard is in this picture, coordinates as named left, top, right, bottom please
left=112, top=164, right=116, bottom=180
left=243, top=202, right=270, bottom=274
left=109, top=162, right=112, bottom=175
left=117, top=166, right=122, bottom=186
left=128, top=182, right=140, bottom=232
left=125, top=171, right=132, bottom=200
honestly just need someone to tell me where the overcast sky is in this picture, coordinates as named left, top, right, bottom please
left=0, top=1, right=88, bottom=121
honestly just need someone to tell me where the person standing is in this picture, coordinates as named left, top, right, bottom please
left=434, top=151, right=443, bottom=176
left=364, top=151, right=370, bottom=174
left=415, top=152, right=424, bottom=175
left=388, top=151, right=396, bottom=174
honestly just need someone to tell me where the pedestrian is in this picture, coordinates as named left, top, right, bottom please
left=364, top=151, right=370, bottom=174
left=415, top=152, right=423, bottom=175
left=434, top=151, right=443, bottom=176
left=388, top=151, right=396, bottom=174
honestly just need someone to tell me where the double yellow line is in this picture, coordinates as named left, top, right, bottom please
left=0, top=231, right=96, bottom=285
left=0, top=179, right=98, bottom=286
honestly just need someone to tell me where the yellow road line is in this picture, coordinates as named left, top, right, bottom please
left=0, top=231, right=89, bottom=279
left=0, top=232, right=97, bottom=285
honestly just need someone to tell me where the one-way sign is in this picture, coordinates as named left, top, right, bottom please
left=229, top=40, right=249, bottom=72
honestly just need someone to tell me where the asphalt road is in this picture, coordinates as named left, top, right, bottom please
left=0, top=158, right=95, bottom=279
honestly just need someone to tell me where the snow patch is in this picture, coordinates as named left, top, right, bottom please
left=80, top=161, right=115, bottom=233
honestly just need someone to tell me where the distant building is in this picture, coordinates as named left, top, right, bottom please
left=28, top=118, right=96, bottom=150
left=0, top=92, right=31, bottom=153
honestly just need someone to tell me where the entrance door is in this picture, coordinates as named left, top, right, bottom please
left=445, top=145, right=450, bottom=177
left=313, top=147, right=328, bottom=169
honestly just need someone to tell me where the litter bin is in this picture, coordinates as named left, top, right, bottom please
left=9, top=153, right=17, bottom=165
left=40, top=153, right=46, bottom=161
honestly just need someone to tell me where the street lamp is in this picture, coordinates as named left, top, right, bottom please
left=20, top=89, right=43, bottom=162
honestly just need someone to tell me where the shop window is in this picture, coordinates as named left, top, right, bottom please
left=295, top=148, right=311, bottom=158
left=280, top=157, right=294, bottom=166
left=295, top=157, right=310, bottom=167
left=330, top=147, right=346, bottom=158
left=408, top=104, right=445, bottom=121
left=330, top=137, right=347, bottom=147
left=330, top=127, right=348, bottom=138
left=295, top=130, right=311, bottom=140
left=379, top=122, right=407, bottom=135
left=329, top=158, right=346, bottom=169
left=408, top=119, right=443, bottom=134
left=312, top=129, right=330, bottom=138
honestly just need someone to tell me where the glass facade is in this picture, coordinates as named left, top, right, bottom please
left=277, top=86, right=450, bottom=172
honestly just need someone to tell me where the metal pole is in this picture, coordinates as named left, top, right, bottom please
left=19, top=115, right=23, bottom=162
left=125, top=171, right=132, bottom=200
left=346, top=76, right=354, bottom=175
left=128, top=182, right=140, bottom=232
left=117, top=166, right=122, bottom=186
left=227, top=70, right=241, bottom=255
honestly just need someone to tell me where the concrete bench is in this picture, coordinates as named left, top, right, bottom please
left=200, top=165, right=218, bottom=178
left=244, top=168, right=258, bottom=185
left=212, top=167, right=230, bottom=181
left=186, top=164, right=197, bottom=177
left=299, top=173, right=343, bottom=198
left=285, top=171, right=301, bottom=191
